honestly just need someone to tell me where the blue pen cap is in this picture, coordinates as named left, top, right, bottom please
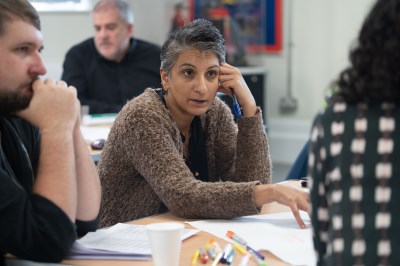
left=233, top=103, right=242, bottom=119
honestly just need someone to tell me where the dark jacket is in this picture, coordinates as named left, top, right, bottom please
left=61, top=38, right=161, bottom=114
left=0, top=117, right=96, bottom=262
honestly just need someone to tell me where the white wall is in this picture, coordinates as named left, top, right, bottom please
left=38, top=0, right=376, bottom=164
left=254, top=0, right=375, bottom=163
left=39, top=0, right=176, bottom=79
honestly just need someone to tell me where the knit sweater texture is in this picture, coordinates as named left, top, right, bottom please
left=98, top=88, right=271, bottom=227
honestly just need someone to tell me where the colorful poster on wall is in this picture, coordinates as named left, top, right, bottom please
left=188, top=0, right=282, bottom=55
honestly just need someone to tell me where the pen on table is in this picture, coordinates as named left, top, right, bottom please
left=232, top=243, right=251, bottom=266
left=210, top=238, right=223, bottom=254
left=238, top=252, right=250, bottom=266
left=205, top=243, right=217, bottom=259
left=227, top=231, right=247, bottom=246
left=233, top=243, right=247, bottom=255
left=246, top=244, right=265, bottom=261
left=226, top=231, right=265, bottom=260
left=220, top=243, right=233, bottom=264
left=211, top=251, right=223, bottom=266
left=226, top=248, right=235, bottom=265
left=198, top=247, right=209, bottom=264
left=191, top=248, right=199, bottom=266
left=248, top=249, right=267, bottom=266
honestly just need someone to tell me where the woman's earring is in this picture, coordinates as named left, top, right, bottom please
left=162, top=84, right=168, bottom=93
left=163, top=79, right=169, bottom=93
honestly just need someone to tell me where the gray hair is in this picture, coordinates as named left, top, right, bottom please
left=93, top=0, right=134, bottom=24
left=0, top=0, right=40, bottom=37
left=160, top=19, right=226, bottom=76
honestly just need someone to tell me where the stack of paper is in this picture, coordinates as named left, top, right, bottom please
left=187, top=211, right=316, bottom=266
left=67, top=223, right=199, bottom=260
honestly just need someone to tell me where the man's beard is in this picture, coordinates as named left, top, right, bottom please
left=0, top=84, right=33, bottom=115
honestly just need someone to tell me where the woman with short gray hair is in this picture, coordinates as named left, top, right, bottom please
left=98, top=19, right=309, bottom=228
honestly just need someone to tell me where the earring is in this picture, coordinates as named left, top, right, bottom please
left=162, top=77, right=169, bottom=93
left=162, top=84, right=168, bottom=93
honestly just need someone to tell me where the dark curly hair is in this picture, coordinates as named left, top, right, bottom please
left=334, top=0, right=400, bottom=104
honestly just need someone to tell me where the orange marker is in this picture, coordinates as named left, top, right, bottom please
left=227, top=230, right=247, bottom=246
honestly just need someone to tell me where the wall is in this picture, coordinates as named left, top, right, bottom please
left=38, top=0, right=376, bottom=164
left=39, top=0, right=175, bottom=79
left=254, top=0, right=376, bottom=163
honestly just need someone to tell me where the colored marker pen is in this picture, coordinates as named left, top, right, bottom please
left=211, top=252, right=223, bottom=266
left=205, top=243, right=217, bottom=259
left=227, top=231, right=248, bottom=246
left=248, top=249, right=267, bottom=266
left=238, top=252, right=250, bottom=266
left=210, top=239, right=223, bottom=254
left=226, top=248, right=235, bottom=265
left=246, top=245, right=265, bottom=261
left=226, top=231, right=265, bottom=260
left=220, top=243, right=233, bottom=264
left=191, top=249, right=199, bottom=266
left=233, top=243, right=247, bottom=255
left=198, top=247, right=209, bottom=264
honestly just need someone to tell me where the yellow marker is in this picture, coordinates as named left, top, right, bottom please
left=233, top=243, right=247, bottom=255
left=191, top=249, right=200, bottom=266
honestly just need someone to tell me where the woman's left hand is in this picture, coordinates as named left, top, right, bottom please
left=271, top=183, right=310, bottom=229
left=218, top=63, right=257, bottom=117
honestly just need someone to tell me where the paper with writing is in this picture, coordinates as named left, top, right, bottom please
left=67, top=223, right=199, bottom=260
left=187, top=211, right=316, bottom=266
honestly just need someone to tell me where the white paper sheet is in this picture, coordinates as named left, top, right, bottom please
left=187, top=211, right=316, bottom=266
left=68, top=223, right=199, bottom=260
left=80, top=126, right=110, bottom=142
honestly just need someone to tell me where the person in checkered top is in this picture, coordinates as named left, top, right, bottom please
left=308, top=0, right=400, bottom=265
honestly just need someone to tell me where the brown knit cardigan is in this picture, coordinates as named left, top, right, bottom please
left=98, top=88, right=271, bottom=227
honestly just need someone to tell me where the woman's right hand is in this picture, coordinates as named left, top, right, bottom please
left=254, top=183, right=310, bottom=228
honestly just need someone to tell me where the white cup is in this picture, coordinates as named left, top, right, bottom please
left=146, top=222, right=185, bottom=266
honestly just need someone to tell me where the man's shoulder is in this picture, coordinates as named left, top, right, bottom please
left=134, top=38, right=161, bottom=52
left=67, top=38, right=96, bottom=55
